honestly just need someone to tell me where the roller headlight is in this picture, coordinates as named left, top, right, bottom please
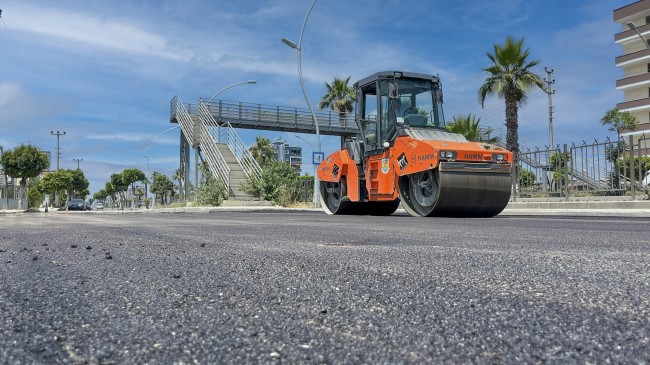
left=440, top=151, right=456, bottom=159
left=493, top=153, right=505, bottom=161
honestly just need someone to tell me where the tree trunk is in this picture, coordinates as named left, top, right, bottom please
left=338, top=112, right=348, bottom=128
left=504, top=89, right=519, bottom=156
left=18, top=180, right=26, bottom=210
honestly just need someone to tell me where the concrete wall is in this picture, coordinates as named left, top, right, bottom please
left=0, top=198, right=28, bottom=210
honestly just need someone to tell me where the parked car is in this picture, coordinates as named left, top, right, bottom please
left=95, top=202, right=104, bottom=210
left=84, top=201, right=92, bottom=210
left=67, top=199, right=87, bottom=211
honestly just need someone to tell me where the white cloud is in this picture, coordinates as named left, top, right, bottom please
left=7, top=3, right=188, bottom=61
left=86, top=132, right=177, bottom=145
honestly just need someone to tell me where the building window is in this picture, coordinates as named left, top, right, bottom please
left=647, top=63, right=650, bottom=73
left=646, top=15, right=650, bottom=25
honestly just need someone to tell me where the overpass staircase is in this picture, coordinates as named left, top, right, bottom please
left=170, top=96, right=361, bottom=200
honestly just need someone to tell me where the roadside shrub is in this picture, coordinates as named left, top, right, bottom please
left=243, top=161, right=302, bottom=206
left=28, top=186, right=42, bottom=209
left=197, top=170, right=226, bottom=206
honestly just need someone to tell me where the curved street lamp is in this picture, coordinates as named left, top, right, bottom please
left=206, top=80, right=257, bottom=104
left=282, top=0, right=320, bottom=207
left=626, top=21, right=650, bottom=50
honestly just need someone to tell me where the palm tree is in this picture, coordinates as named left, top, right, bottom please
left=173, top=168, right=184, bottom=199
left=447, top=114, right=496, bottom=143
left=249, top=136, right=275, bottom=167
left=318, top=76, right=356, bottom=126
left=478, top=36, right=544, bottom=155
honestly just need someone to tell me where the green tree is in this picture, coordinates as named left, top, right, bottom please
left=601, top=109, right=639, bottom=141
left=69, top=169, right=89, bottom=200
left=93, top=189, right=109, bottom=203
left=173, top=168, right=184, bottom=200
left=447, top=114, right=496, bottom=142
left=519, top=169, right=537, bottom=189
left=0, top=144, right=50, bottom=209
left=104, top=181, right=117, bottom=208
left=249, top=136, right=275, bottom=167
left=40, top=170, right=73, bottom=207
left=550, top=151, right=571, bottom=190
left=110, top=173, right=128, bottom=209
left=318, top=76, right=356, bottom=125
left=151, top=172, right=174, bottom=205
left=121, top=168, right=146, bottom=208
left=616, top=155, right=650, bottom=182
left=478, top=36, right=544, bottom=155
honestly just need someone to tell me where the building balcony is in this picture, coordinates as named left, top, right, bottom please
left=617, top=97, right=650, bottom=112
left=616, top=48, right=650, bottom=66
left=617, top=72, right=650, bottom=89
left=615, top=22, right=650, bottom=44
left=614, top=0, right=650, bottom=22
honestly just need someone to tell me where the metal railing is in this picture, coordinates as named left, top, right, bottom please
left=199, top=99, right=357, bottom=136
left=195, top=115, right=231, bottom=189
left=636, top=133, right=650, bottom=189
left=171, top=96, right=195, bottom=146
left=515, top=135, right=650, bottom=198
left=198, top=101, right=262, bottom=181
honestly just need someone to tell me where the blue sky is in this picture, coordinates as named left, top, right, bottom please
left=0, top=0, right=629, bottom=194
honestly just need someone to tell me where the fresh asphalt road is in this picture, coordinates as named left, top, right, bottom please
left=1, top=212, right=648, bottom=364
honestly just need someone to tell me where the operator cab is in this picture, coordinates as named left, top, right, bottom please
left=355, top=71, right=445, bottom=153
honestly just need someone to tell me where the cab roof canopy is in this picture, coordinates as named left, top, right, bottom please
left=354, top=71, right=440, bottom=88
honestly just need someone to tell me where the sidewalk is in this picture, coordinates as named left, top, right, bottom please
left=3, top=198, right=650, bottom=217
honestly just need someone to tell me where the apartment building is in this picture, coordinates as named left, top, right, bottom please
left=270, top=138, right=302, bottom=171
left=614, top=0, right=650, bottom=149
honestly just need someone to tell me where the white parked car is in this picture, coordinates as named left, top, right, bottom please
left=95, top=202, right=104, bottom=210
left=642, top=171, right=650, bottom=188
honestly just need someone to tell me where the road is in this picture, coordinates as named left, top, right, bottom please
left=1, top=212, right=648, bottom=363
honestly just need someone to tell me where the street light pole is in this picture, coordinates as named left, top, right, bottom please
left=282, top=0, right=321, bottom=207
left=50, top=130, right=66, bottom=170
left=73, top=158, right=83, bottom=170
left=627, top=21, right=650, bottom=50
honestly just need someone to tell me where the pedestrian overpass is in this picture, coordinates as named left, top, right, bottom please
left=170, top=96, right=359, bottom=200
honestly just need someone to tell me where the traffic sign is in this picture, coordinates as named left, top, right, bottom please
left=312, top=152, right=324, bottom=165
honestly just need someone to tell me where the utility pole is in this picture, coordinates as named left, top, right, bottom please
left=543, top=67, right=556, bottom=193
left=50, top=131, right=66, bottom=170
left=73, top=158, right=83, bottom=169
left=543, top=67, right=555, bottom=148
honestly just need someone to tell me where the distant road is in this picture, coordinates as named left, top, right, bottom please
left=1, top=213, right=648, bottom=363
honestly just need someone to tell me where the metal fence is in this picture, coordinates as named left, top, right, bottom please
left=515, top=133, right=650, bottom=199
left=299, top=179, right=315, bottom=204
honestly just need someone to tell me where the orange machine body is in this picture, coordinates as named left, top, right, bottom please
left=317, top=136, right=513, bottom=203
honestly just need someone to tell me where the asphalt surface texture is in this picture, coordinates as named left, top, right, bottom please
left=1, top=212, right=648, bottom=364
